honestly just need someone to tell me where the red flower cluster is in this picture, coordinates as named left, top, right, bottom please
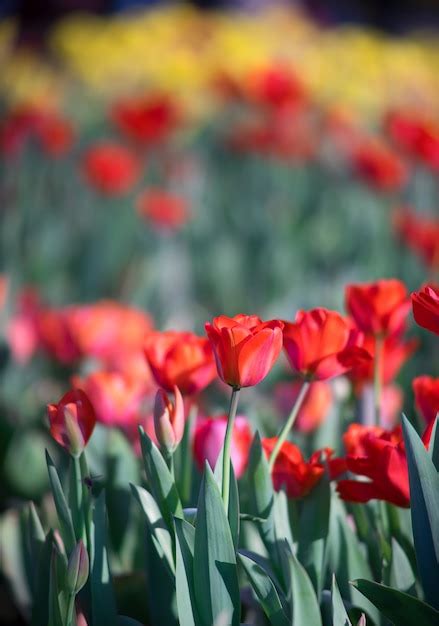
left=0, top=105, right=74, bottom=158
left=82, top=141, right=141, bottom=195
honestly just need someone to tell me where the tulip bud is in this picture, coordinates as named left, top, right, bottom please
left=66, top=540, right=89, bottom=594
left=47, top=389, right=96, bottom=457
left=153, top=386, right=184, bottom=455
left=357, top=614, right=366, bottom=626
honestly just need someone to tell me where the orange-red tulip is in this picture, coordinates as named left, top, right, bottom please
left=412, top=284, right=439, bottom=335
left=136, top=188, right=190, bottom=232
left=144, top=330, right=216, bottom=395
left=346, top=279, right=410, bottom=337
left=82, top=141, right=141, bottom=196
left=47, top=389, right=96, bottom=456
left=282, top=308, right=369, bottom=381
left=205, top=314, right=283, bottom=388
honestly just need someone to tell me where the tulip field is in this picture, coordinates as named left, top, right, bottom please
left=1, top=6, right=439, bottom=626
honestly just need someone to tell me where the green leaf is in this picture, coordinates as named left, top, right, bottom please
left=214, top=448, right=240, bottom=551
left=288, top=549, right=322, bottom=626
left=327, top=494, right=378, bottom=623
left=31, top=530, right=54, bottom=626
left=331, top=575, right=352, bottom=626
left=130, top=484, right=175, bottom=575
left=139, top=427, right=183, bottom=531
left=193, top=463, right=240, bottom=626
left=239, top=553, right=289, bottom=626
left=247, top=432, right=276, bottom=557
left=402, top=415, right=439, bottom=609
left=389, top=538, right=416, bottom=594
left=90, top=491, right=117, bottom=626
left=46, top=450, right=76, bottom=554
left=174, top=517, right=198, bottom=626
left=298, top=473, right=330, bottom=595
left=352, top=579, right=439, bottom=626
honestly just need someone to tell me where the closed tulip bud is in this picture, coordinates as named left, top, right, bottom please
left=47, top=389, right=96, bottom=457
left=66, top=540, right=89, bottom=594
left=153, top=386, right=184, bottom=455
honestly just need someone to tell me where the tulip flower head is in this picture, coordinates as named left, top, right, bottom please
left=412, top=284, right=439, bottom=335
left=413, top=375, right=439, bottom=424
left=282, top=308, right=370, bottom=381
left=153, top=386, right=185, bottom=455
left=346, top=279, right=410, bottom=337
left=47, top=389, right=96, bottom=456
left=205, top=314, right=284, bottom=388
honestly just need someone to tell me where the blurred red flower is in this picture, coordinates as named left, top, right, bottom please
left=352, top=139, right=408, bottom=191
left=274, top=380, right=333, bottom=433
left=205, top=314, right=284, bottom=388
left=393, top=208, right=439, bottom=270
left=144, top=330, right=216, bottom=395
left=47, top=389, right=96, bottom=456
left=82, top=141, right=141, bottom=195
left=346, top=279, right=410, bottom=337
left=193, top=414, right=252, bottom=478
left=136, top=188, right=190, bottom=231
left=412, top=283, right=439, bottom=335
left=348, top=334, right=417, bottom=389
left=282, top=308, right=370, bottom=381
left=72, top=371, right=147, bottom=426
left=244, top=65, right=308, bottom=111
left=262, top=438, right=324, bottom=498
left=413, top=375, right=439, bottom=424
left=386, top=110, right=439, bottom=171
left=111, top=94, right=181, bottom=145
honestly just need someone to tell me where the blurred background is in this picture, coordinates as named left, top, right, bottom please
left=0, top=1, right=438, bottom=622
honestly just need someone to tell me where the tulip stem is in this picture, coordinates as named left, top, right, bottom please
left=268, top=380, right=310, bottom=473
left=222, top=387, right=240, bottom=510
left=180, top=403, right=197, bottom=503
left=70, top=455, right=84, bottom=542
left=374, top=335, right=383, bottom=426
left=65, top=591, right=75, bottom=626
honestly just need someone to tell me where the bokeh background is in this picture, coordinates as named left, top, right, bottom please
left=0, top=1, right=438, bottom=623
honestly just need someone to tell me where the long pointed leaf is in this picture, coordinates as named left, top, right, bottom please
left=174, top=517, right=198, bottom=626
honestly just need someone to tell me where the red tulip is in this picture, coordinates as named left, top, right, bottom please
left=244, top=65, right=308, bottom=111
left=412, top=284, right=439, bottom=335
left=193, top=415, right=252, bottom=478
left=337, top=424, right=409, bottom=507
left=136, top=188, right=190, bottom=231
left=205, top=314, right=284, bottom=388
left=348, top=334, right=417, bottom=390
left=262, top=438, right=324, bottom=498
left=144, top=330, right=216, bottom=395
left=71, top=371, right=147, bottom=426
left=413, top=376, right=439, bottom=424
left=346, top=279, right=410, bottom=337
left=153, top=386, right=185, bottom=454
left=82, top=141, right=140, bottom=196
left=393, top=209, right=439, bottom=271
left=111, top=94, right=181, bottom=145
left=282, top=308, right=370, bottom=381
left=47, top=389, right=96, bottom=456
left=274, top=380, right=333, bottom=433
left=352, top=139, right=408, bottom=191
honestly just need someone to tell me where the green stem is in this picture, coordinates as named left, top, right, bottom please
left=65, top=592, right=75, bottom=626
left=373, top=335, right=383, bottom=426
left=268, top=380, right=310, bottom=472
left=180, top=404, right=197, bottom=503
left=222, top=387, right=240, bottom=510
left=70, top=455, right=84, bottom=542
left=168, top=454, right=175, bottom=481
